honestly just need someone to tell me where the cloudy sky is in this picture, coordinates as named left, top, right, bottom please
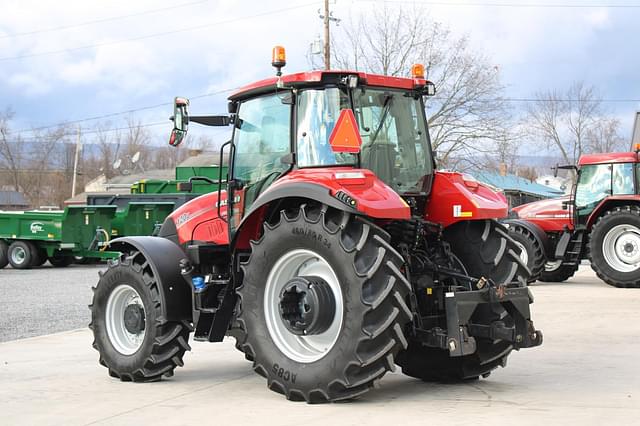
left=1, top=0, right=639, bottom=149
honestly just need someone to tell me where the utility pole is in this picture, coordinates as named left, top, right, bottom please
left=71, top=125, right=81, bottom=198
left=319, top=0, right=340, bottom=70
left=323, top=0, right=330, bottom=70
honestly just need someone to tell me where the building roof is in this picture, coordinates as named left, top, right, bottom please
left=474, top=172, right=564, bottom=198
left=0, top=190, right=29, bottom=207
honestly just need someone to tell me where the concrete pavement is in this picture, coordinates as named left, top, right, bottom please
left=1, top=266, right=639, bottom=425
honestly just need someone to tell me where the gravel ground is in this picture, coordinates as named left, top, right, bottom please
left=0, top=264, right=105, bottom=342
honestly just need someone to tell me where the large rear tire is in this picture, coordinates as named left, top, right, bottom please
left=89, top=251, right=192, bottom=381
left=396, top=219, right=528, bottom=382
left=235, top=204, right=412, bottom=403
left=539, top=261, right=578, bottom=282
left=588, top=205, right=640, bottom=288
left=508, top=225, right=545, bottom=283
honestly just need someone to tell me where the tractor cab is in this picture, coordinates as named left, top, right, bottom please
left=169, top=51, right=438, bottom=237
left=573, top=152, right=639, bottom=227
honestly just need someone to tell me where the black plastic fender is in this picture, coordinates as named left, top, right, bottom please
left=107, top=236, right=192, bottom=322
left=502, top=218, right=553, bottom=260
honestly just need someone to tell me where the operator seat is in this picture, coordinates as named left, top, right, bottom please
left=361, top=143, right=397, bottom=185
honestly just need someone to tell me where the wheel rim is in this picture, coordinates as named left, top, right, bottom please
left=602, top=224, right=640, bottom=272
left=10, top=246, right=27, bottom=265
left=264, top=249, right=344, bottom=363
left=105, top=284, right=146, bottom=355
left=513, top=240, right=529, bottom=266
left=545, top=260, right=562, bottom=272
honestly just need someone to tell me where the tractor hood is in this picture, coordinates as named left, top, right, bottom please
left=512, top=195, right=572, bottom=232
left=423, top=171, right=509, bottom=227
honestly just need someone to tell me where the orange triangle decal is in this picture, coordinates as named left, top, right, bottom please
left=329, top=109, right=362, bottom=153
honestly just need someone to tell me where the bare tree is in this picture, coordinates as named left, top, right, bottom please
left=330, top=5, right=514, bottom=170
left=0, top=109, right=23, bottom=192
left=526, top=81, right=619, bottom=168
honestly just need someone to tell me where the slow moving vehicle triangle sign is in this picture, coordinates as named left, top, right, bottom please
left=328, top=109, right=362, bottom=153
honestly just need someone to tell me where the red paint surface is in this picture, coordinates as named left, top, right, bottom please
left=168, top=192, right=229, bottom=245
left=424, top=172, right=509, bottom=227
left=578, top=152, right=639, bottom=166
left=230, top=70, right=428, bottom=99
left=512, top=196, right=572, bottom=232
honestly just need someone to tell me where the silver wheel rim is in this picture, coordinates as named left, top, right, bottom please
left=602, top=224, right=640, bottom=272
left=105, top=284, right=146, bottom=355
left=10, top=246, right=27, bottom=265
left=514, top=241, right=529, bottom=265
left=264, top=249, right=344, bottom=363
left=545, top=260, right=562, bottom=272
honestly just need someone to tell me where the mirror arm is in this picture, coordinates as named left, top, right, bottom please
left=189, top=115, right=231, bottom=126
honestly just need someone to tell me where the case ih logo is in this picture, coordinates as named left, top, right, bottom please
left=30, top=222, right=45, bottom=233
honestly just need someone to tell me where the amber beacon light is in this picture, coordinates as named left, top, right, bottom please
left=272, top=46, right=286, bottom=76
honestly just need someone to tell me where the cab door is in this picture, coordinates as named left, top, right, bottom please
left=227, top=92, right=292, bottom=235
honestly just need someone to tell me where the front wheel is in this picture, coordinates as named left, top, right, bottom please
left=89, top=251, right=192, bottom=381
left=396, top=219, right=528, bottom=382
left=588, top=206, right=640, bottom=288
left=539, top=260, right=578, bottom=282
left=235, top=204, right=412, bottom=403
left=8, top=241, right=36, bottom=269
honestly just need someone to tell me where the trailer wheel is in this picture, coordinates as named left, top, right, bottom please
left=508, top=225, right=545, bottom=283
left=396, top=220, right=528, bottom=382
left=588, top=205, right=640, bottom=288
left=49, top=251, right=74, bottom=267
left=8, top=241, right=35, bottom=269
left=235, top=204, right=411, bottom=402
left=0, top=241, right=8, bottom=269
left=32, top=248, right=47, bottom=267
left=539, top=261, right=578, bottom=282
left=89, top=251, right=192, bottom=381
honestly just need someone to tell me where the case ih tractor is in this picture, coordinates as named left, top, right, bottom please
left=89, top=48, right=541, bottom=402
left=507, top=150, right=640, bottom=287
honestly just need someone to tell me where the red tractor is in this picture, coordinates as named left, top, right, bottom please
left=506, top=150, right=640, bottom=287
left=89, top=49, right=541, bottom=402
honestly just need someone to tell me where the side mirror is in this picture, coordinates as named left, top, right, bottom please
left=169, top=97, right=189, bottom=147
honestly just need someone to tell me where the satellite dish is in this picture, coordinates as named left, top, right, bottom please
left=131, top=151, right=141, bottom=164
left=113, top=159, right=122, bottom=169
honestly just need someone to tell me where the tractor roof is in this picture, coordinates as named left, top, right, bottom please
left=578, top=152, right=639, bottom=166
left=229, top=70, right=427, bottom=101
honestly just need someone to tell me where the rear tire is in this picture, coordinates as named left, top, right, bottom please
left=396, top=219, right=528, bottom=382
left=0, top=241, right=8, bottom=269
left=539, top=261, right=578, bottom=282
left=49, top=251, right=74, bottom=267
left=235, top=204, right=412, bottom=402
left=8, top=241, right=35, bottom=269
left=89, top=251, right=192, bottom=381
left=588, top=206, right=640, bottom=288
left=508, top=225, right=545, bottom=283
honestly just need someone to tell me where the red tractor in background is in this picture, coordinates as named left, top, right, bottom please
left=506, top=150, right=640, bottom=287
left=89, top=48, right=541, bottom=403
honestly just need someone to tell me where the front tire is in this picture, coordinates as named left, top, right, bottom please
left=539, top=260, right=578, bottom=282
left=588, top=206, right=640, bottom=288
left=396, top=220, right=528, bottom=382
left=508, top=225, right=545, bottom=283
left=235, top=204, right=412, bottom=402
left=89, top=251, right=192, bottom=381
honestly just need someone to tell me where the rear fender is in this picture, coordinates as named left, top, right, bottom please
left=232, top=169, right=410, bottom=249
left=107, top=236, right=192, bottom=322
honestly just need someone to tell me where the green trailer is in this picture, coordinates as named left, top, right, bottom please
left=130, top=165, right=227, bottom=194
left=110, top=202, right=175, bottom=238
left=0, top=205, right=119, bottom=269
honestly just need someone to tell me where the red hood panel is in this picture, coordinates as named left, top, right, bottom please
left=513, top=195, right=572, bottom=232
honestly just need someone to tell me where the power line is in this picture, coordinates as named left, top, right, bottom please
left=357, top=0, right=640, bottom=8
left=0, top=2, right=317, bottom=62
left=12, top=87, right=237, bottom=135
left=0, top=0, right=210, bottom=40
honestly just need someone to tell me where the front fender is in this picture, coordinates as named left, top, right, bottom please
left=108, top=236, right=192, bottom=322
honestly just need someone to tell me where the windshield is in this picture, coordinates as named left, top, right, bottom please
left=296, top=87, right=433, bottom=192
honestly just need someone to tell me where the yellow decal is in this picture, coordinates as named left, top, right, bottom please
left=453, top=205, right=473, bottom=218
